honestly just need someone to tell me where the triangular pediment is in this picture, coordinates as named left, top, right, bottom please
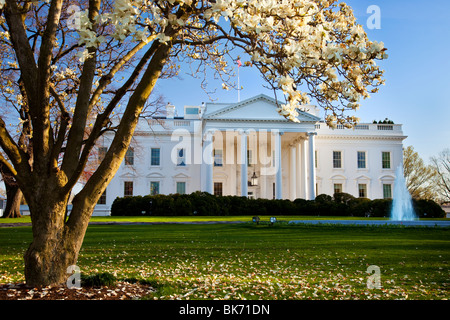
left=173, top=173, right=189, bottom=179
left=355, top=175, right=371, bottom=181
left=119, top=172, right=138, bottom=179
left=203, top=94, right=320, bottom=123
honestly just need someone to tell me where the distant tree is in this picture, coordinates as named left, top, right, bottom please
left=0, top=161, right=22, bottom=218
left=403, top=146, right=438, bottom=200
left=430, top=149, right=450, bottom=203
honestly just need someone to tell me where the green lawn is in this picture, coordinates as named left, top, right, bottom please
left=2, top=215, right=448, bottom=225
left=0, top=220, right=449, bottom=300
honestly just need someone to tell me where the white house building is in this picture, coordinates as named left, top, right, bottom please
left=95, top=94, right=406, bottom=215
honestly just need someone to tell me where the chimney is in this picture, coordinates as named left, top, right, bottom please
left=166, top=102, right=175, bottom=118
left=200, top=102, right=206, bottom=117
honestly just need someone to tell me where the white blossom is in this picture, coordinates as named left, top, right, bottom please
left=66, top=0, right=387, bottom=125
left=77, top=49, right=94, bottom=63
left=156, top=33, right=171, bottom=44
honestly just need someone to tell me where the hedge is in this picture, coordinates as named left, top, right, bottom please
left=110, top=192, right=446, bottom=218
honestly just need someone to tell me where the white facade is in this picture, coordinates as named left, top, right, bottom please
left=95, top=94, right=406, bottom=214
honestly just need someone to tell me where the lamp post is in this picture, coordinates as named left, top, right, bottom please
left=250, top=171, right=258, bottom=186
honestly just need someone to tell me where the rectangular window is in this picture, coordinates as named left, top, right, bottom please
left=382, top=152, right=391, bottom=169
left=214, top=149, right=223, bottom=167
left=357, top=151, right=366, bottom=169
left=125, top=147, right=134, bottom=165
left=150, top=181, right=160, bottom=195
left=177, top=148, right=186, bottom=166
left=176, top=182, right=186, bottom=195
left=151, top=148, right=160, bottom=166
left=124, top=181, right=133, bottom=197
left=247, top=150, right=253, bottom=166
left=185, top=107, right=199, bottom=115
left=334, top=183, right=343, bottom=195
left=97, top=189, right=106, bottom=204
left=333, top=151, right=342, bottom=168
left=358, top=184, right=367, bottom=198
left=383, top=184, right=392, bottom=199
left=214, top=182, right=223, bottom=196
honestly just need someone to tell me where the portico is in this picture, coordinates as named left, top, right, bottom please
left=200, top=94, right=320, bottom=200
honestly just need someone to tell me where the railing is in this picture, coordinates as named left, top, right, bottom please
left=174, top=120, right=190, bottom=126
left=149, top=119, right=165, bottom=126
left=147, top=118, right=195, bottom=131
left=316, top=123, right=369, bottom=130
left=377, top=124, right=394, bottom=131
left=315, top=122, right=402, bottom=134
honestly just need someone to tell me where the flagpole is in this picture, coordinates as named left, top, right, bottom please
left=237, top=59, right=242, bottom=102
left=238, top=65, right=240, bottom=102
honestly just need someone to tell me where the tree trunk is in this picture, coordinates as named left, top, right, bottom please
left=23, top=195, right=92, bottom=287
left=3, top=184, right=22, bottom=218
left=0, top=160, right=23, bottom=218
left=20, top=38, right=172, bottom=288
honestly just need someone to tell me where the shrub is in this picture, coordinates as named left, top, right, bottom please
left=348, top=198, right=372, bottom=217
left=369, top=199, right=392, bottom=217
left=413, top=199, right=445, bottom=218
left=189, top=191, right=220, bottom=215
left=81, top=272, right=117, bottom=287
left=315, top=194, right=333, bottom=204
left=173, top=195, right=193, bottom=216
left=153, top=194, right=176, bottom=216
left=111, top=196, right=142, bottom=216
left=315, top=194, right=344, bottom=216
left=333, top=192, right=356, bottom=205
left=293, top=199, right=315, bottom=216
left=110, top=192, right=444, bottom=218
left=252, top=199, right=268, bottom=215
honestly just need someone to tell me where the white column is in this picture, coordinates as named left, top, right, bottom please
left=240, top=130, right=248, bottom=197
left=259, top=131, right=267, bottom=199
left=274, top=131, right=283, bottom=199
left=296, top=141, right=302, bottom=199
left=289, top=145, right=297, bottom=200
left=308, top=132, right=317, bottom=200
left=228, top=136, right=237, bottom=196
left=203, top=131, right=214, bottom=194
left=301, top=138, right=308, bottom=199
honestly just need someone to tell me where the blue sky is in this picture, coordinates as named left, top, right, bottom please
left=155, top=0, right=450, bottom=164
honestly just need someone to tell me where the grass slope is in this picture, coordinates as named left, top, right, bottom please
left=0, top=222, right=448, bottom=300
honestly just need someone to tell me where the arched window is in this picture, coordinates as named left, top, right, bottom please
left=177, top=148, right=186, bottom=166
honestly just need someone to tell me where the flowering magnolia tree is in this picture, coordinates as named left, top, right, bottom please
left=0, top=0, right=387, bottom=286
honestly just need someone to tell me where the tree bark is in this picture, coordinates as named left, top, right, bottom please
left=23, top=194, right=75, bottom=287
left=0, top=160, right=23, bottom=218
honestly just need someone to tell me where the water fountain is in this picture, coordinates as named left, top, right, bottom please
left=290, top=165, right=450, bottom=226
left=390, top=165, right=417, bottom=221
